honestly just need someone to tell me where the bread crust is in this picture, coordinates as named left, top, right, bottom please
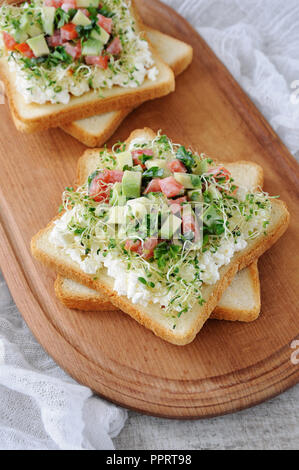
left=211, top=261, right=261, bottom=321
left=60, top=27, right=193, bottom=147
left=0, top=2, right=175, bottom=133
left=31, top=128, right=290, bottom=345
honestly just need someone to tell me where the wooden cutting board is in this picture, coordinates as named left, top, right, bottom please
left=0, top=0, right=299, bottom=419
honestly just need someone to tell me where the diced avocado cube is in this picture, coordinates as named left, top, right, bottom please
left=76, top=0, right=100, bottom=7
left=91, top=26, right=110, bottom=44
left=173, top=173, right=201, bottom=189
left=145, top=159, right=171, bottom=176
left=193, top=157, right=209, bottom=175
left=188, top=189, right=203, bottom=202
left=208, top=185, right=221, bottom=200
left=82, top=38, right=103, bottom=56
left=122, top=171, right=142, bottom=199
left=116, top=151, right=133, bottom=170
left=72, top=10, right=92, bottom=27
left=108, top=206, right=126, bottom=224
left=203, top=206, right=222, bottom=228
left=42, top=7, right=55, bottom=36
left=160, top=214, right=182, bottom=240
left=19, top=14, right=29, bottom=32
left=27, top=21, right=43, bottom=38
left=26, top=34, right=50, bottom=57
left=13, top=29, right=28, bottom=44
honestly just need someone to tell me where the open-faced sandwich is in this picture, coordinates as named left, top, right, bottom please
left=0, top=0, right=175, bottom=132
left=31, top=128, right=290, bottom=345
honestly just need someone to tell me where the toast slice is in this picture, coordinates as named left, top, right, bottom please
left=0, top=2, right=175, bottom=133
left=54, top=260, right=261, bottom=322
left=31, top=129, right=290, bottom=345
left=54, top=153, right=262, bottom=322
left=61, top=27, right=193, bottom=147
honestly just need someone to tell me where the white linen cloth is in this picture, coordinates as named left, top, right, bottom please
left=0, top=0, right=298, bottom=450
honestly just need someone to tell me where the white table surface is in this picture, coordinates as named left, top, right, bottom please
left=0, top=0, right=298, bottom=450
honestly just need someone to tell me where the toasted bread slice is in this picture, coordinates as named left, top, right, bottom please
left=1, top=3, right=175, bottom=133
left=54, top=153, right=262, bottom=322
left=31, top=129, right=290, bottom=345
left=61, top=27, right=193, bottom=147
left=55, top=260, right=261, bottom=322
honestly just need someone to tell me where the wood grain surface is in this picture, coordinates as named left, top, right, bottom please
left=0, top=0, right=299, bottom=418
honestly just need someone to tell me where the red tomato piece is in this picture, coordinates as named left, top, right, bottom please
left=47, top=30, right=64, bottom=47
left=61, top=23, right=78, bottom=42
left=85, top=55, right=109, bottom=69
left=159, top=177, right=184, bottom=198
left=15, top=42, right=35, bottom=58
left=97, top=13, right=113, bottom=34
left=167, top=159, right=187, bottom=173
left=131, top=149, right=153, bottom=168
left=2, top=32, right=17, bottom=51
left=144, top=178, right=161, bottom=194
left=88, top=170, right=123, bottom=203
left=44, top=0, right=63, bottom=7
left=106, top=37, right=122, bottom=55
left=142, top=238, right=159, bottom=260
left=168, top=196, right=187, bottom=215
left=64, top=41, right=81, bottom=59
left=207, top=166, right=231, bottom=182
left=61, top=0, right=77, bottom=11
left=182, top=213, right=200, bottom=242
left=106, top=170, right=124, bottom=183
left=125, top=239, right=142, bottom=255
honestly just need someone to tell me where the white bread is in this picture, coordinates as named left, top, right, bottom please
left=61, top=27, right=193, bottom=147
left=55, top=155, right=263, bottom=322
left=31, top=128, right=290, bottom=345
left=0, top=2, right=175, bottom=133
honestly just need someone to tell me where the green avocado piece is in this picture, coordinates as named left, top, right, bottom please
left=81, top=38, right=103, bottom=56
left=174, top=173, right=201, bottom=189
left=26, top=34, right=50, bottom=57
left=116, top=151, right=133, bottom=170
left=208, top=185, right=221, bottom=200
left=91, top=26, right=110, bottom=44
left=122, top=171, right=142, bottom=199
left=193, top=157, right=210, bottom=175
left=145, top=159, right=171, bottom=176
left=27, top=21, right=43, bottom=38
left=13, top=29, right=28, bottom=44
left=72, top=10, right=92, bottom=27
left=188, top=188, right=203, bottom=202
left=19, top=14, right=29, bottom=32
left=160, top=214, right=182, bottom=240
left=42, top=7, right=55, bottom=36
left=76, top=0, right=100, bottom=7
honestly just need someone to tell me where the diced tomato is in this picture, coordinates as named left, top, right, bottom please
left=159, top=177, right=184, bottom=198
left=168, top=196, right=187, bottom=215
left=60, top=23, right=78, bottom=42
left=207, top=166, right=231, bottom=182
left=64, top=41, right=81, bottom=59
left=182, top=213, right=200, bottom=242
left=106, top=37, right=122, bottom=55
left=144, top=178, right=161, bottom=194
left=2, top=32, right=17, bottom=51
left=89, top=170, right=123, bottom=203
left=15, top=42, right=35, bottom=58
left=132, top=149, right=153, bottom=169
left=47, top=30, right=64, bottom=47
left=142, top=238, right=159, bottom=260
left=97, top=13, right=113, bottom=34
left=84, top=55, right=109, bottom=69
left=167, top=159, right=187, bottom=173
left=61, top=0, right=77, bottom=11
left=44, top=0, right=63, bottom=7
left=125, top=239, right=142, bottom=255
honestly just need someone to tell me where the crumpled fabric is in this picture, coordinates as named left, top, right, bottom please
left=0, top=0, right=298, bottom=451
left=0, top=277, right=127, bottom=450
left=164, top=0, right=299, bottom=157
